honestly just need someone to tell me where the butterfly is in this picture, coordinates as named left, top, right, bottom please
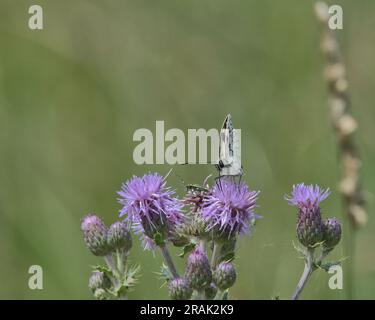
left=215, top=114, right=243, bottom=185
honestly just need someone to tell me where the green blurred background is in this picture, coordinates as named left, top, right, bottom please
left=0, top=0, right=374, bottom=299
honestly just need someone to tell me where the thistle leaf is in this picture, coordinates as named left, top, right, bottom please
left=318, top=256, right=349, bottom=272
left=153, top=232, right=164, bottom=246
left=157, top=263, right=174, bottom=283
left=292, top=241, right=306, bottom=258
left=220, top=251, right=235, bottom=263
left=91, top=264, right=114, bottom=277
left=124, top=264, right=141, bottom=288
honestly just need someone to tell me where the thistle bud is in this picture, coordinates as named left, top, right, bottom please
left=323, top=218, right=342, bottom=249
left=88, top=271, right=111, bottom=293
left=213, top=262, right=236, bottom=290
left=94, top=288, right=108, bottom=300
left=168, top=277, right=192, bottom=300
left=296, top=206, right=325, bottom=247
left=185, top=247, right=212, bottom=290
left=179, top=215, right=209, bottom=239
left=285, top=184, right=330, bottom=248
left=107, top=221, right=132, bottom=252
left=205, top=283, right=218, bottom=300
left=81, top=214, right=109, bottom=256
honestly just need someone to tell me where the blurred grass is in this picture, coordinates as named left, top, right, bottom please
left=0, top=0, right=374, bottom=299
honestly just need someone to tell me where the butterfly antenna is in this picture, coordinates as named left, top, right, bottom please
left=237, top=175, right=242, bottom=191
left=163, top=168, right=173, bottom=181
left=181, top=161, right=216, bottom=165
left=202, top=174, right=212, bottom=188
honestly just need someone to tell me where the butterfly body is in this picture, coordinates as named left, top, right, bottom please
left=216, top=114, right=243, bottom=181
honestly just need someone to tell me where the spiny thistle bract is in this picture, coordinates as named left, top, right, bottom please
left=82, top=171, right=261, bottom=300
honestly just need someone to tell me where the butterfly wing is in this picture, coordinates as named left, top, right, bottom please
left=218, top=114, right=243, bottom=177
left=219, top=114, right=233, bottom=167
left=231, top=126, right=243, bottom=176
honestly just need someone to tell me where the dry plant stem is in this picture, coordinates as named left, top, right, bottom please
left=315, top=1, right=367, bottom=299
left=292, top=249, right=314, bottom=300
left=160, top=243, right=179, bottom=279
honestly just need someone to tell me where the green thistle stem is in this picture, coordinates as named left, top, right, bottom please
left=194, top=290, right=206, bottom=300
left=116, top=249, right=126, bottom=276
left=211, top=242, right=222, bottom=270
left=292, top=248, right=315, bottom=300
left=104, top=255, right=119, bottom=277
left=214, top=290, right=226, bottom=300
left=160, top=243, right=179, bottom=279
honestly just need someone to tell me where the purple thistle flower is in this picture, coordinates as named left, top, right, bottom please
left=117, top=172, right=184, bottom=249
left=285, top=183, right=330, bottom=247
left=285, top=183, right=331, bottom=208
left=202, top=180, right=260, bottom=238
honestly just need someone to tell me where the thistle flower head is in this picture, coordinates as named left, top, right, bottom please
left=213, top=262, right=236, bottom=290
left=168, top=277, right=193, bottom=300
left=107, top=220, right=132, bottom=252
left=185, top=247, right=212, bottom=290
left=323, top=218, right=342, bottom=249
left=118, top=172, right=184, bottom=249
left=202, top=180, right=260, bottom=238
left=81, top=214, right=110, bottom=256
left=285, top=183, right=330, bottom=208
left=285, top=184, right=330, bottom=247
